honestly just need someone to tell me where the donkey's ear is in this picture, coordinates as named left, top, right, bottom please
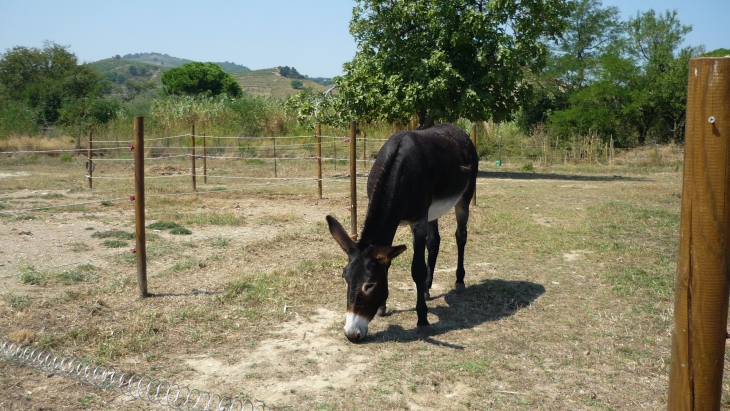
left=326, top=215, right=356, bottom=253
left=372, top=244, right=407, bottom=264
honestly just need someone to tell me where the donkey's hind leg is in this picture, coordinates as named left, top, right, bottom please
left=454, top=199, right=470, bottom=293
left=425, top=220, right=440, bottom=300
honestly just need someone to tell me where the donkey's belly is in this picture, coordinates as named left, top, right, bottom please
left=428, top=194, right=462, bottom=221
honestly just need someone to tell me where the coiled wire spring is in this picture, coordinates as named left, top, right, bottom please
left=1, top=337, right=269, bottom=411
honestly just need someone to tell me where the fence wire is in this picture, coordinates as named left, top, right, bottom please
left=0, top=337, right=270, bottom=411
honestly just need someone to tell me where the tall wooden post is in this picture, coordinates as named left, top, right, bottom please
left=133, top=117, right=148, bottom=297
left=349, top=121, right=357, bottom=239
left=87, top=131, right=93, bottom=189
left=316, top=123, right=322, bottom=199
left=668, top=57, right=730, bottom=410
left=471, top=124, right=477, bottom=206
left=190, top=124, right=196, bottom=191
left=273, top=137, right=277, bottom=177
left=202, top=133, right=207, bottom=184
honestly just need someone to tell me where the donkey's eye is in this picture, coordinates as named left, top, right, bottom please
left=361, top=282, right=376, bottom=294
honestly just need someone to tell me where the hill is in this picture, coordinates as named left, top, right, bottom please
left=95, top=53, right=330, bottom=99
left=121, top=52, right=250, bottom=73
left=121, top=52, right=194, bottom=68
left=234, top=68, right=329, bottom=99
left=91, top=58, right=165, bottom=85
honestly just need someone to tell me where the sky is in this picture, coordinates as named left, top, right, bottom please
left=0, top=0, right=727, bottom=79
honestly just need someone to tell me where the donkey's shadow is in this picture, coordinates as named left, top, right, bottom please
left=364, top=279, right=545, bottom=347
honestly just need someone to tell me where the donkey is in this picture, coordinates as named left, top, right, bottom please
left=327, top=123, right=478, bottom=342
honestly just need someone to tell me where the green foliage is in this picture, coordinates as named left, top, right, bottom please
left=335, top=0, right=573, bottom=128
left=542, top=7, right=698, bottom=146
left=215, top=61, right=251, bottom=73
left=58, top=97, right=120, bottom=131
left=0, top=41, right=108, bottom=126
left=290, top=79, right=303, bottom=89
left=704, top=48, right=730, bottom=57
left=0, top=100, right=39, bottom=135
left=278, top=66, right=304, bottom=79
left=161, top=62, right=243, bottom=97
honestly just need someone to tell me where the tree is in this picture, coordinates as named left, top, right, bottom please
left=518, top=0, right=624, bottom=133
left=290, top=79, right=304, bottom=89
left=0, top=41, right=107, bottom=125
left=549, top=0, right=624, bottom=88
left=161, top=62, right=242, bottom=97
left=334, top=0, right=573, bottom=129
left=626, top=9, right=696, bottom=144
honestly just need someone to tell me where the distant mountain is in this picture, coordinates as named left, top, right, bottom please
left=122, top=52, right=194, bottom=68
left=121, top=53, right=250, bottom=73
left=216, top=61, right=251, bottom=73
left=95, top=53, right=332, bottom=98
left=92, top=57, right=165, bottom=84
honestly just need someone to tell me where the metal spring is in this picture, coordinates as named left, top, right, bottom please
left=1, top=337, right=269, bottom=411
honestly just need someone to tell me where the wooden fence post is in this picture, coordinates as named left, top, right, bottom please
left=191, top=124, right=196, bottom=191
left=273, top=137, right=277, bottom=177
left=349, top=121, right=357, bottom=239
left=471, top=123, right=477, bottom=206
left=317, top=123, right=322, bottom=199
left=133, top=117, right=148, bottom=297
left=87, top=131, right=93, bottom=189
left=202, top=133, right=207, bottom=184
left=668, top=57, right=730, bottom=410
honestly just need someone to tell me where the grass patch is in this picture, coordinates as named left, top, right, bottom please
left=19, top=270, right=48, bottom=286
left=92, top=230, right=135, bottom=240
left=57, top=264, right=97, bottom=283
left=2, top=293, right=32, bottom=310
left=102, top=239, right=128, bottom=248
left=70, top=241, right=91, bottom=252
left=210, top=237, right=231, bottom=248
left=170, top=226, right=192, bottom=235
left=147, top=221, right=183, bottom=230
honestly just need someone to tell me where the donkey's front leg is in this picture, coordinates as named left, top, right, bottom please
left=410, top=220, right=430, bottom=327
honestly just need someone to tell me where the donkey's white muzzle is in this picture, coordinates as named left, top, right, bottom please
left=344, top=312, right=369, bottom=342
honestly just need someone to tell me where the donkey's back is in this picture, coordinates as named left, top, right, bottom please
left=366, top=124, right=478, bottom=224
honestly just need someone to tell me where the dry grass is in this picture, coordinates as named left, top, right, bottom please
left=0, top=148, right=722, bottom=410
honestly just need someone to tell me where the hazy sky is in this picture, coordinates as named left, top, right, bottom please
left=0, top=0, right=727, bottom=78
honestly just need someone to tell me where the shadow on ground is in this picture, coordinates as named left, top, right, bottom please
left=365, top=279, right=545, bottom=347
left=478, top=170, right=647, bottom=182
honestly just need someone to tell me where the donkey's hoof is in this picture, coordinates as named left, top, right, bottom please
left=455, top=282, right=466, bottom=293
left=416, top=324, right=432, bottom=338
left=376, top=306, right=387, bottom=317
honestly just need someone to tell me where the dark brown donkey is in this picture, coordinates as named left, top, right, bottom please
left=327, top=123, right=478, bottom=342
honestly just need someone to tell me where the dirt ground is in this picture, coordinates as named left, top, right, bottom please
left=0, top=153, right=723, bottom=410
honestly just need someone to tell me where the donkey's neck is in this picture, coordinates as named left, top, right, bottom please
left=359, top=207, right=401, bottom=247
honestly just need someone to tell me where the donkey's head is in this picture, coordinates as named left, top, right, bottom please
left=326, top=216, right=406, bottom=342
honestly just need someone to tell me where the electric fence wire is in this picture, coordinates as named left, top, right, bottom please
left=0, top=174, right=355, bottom=216
left=0, top=337, right=269, bottom=411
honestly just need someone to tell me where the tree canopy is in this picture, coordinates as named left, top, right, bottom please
left=541, top=6, right=698, bottom=145
left=0, top=41, right=108, bottom=126
left=161, top=62, right=243, bottom=97
left=334, top=0, right=573, bottom=128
